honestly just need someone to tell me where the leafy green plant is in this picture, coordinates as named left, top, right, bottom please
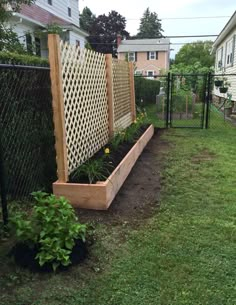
left=0, top=51, right=49, bottom=66
left=10, top=191, right=86, bottom=271
left=71, top=158, right=112, bottom=184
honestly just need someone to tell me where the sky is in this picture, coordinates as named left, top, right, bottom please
left=80, top=0, right=236, bottom=57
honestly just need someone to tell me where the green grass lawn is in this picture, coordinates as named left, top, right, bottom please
left=1, top=105, right=236, bottom=305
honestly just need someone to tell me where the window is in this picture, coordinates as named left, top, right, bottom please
left=128, top=52, right=135, bottom=62
left=217, top=47, right=223, bottom=70
left=135, top=70, right=142, bottom=76
left=147, top=51, right=158, bottom=60
left=226, top=38, right=234, bottom=67
left=35, top=37, right=41, bottom=57
left=76, top=40, right=80, bottom=47
left=25, top=33, right=33, bottom=54
left=48, top=0, right=52, bottom=5
left=68, top=7, right=72, bottom=17
left=147, top=70, right=154, bottom=79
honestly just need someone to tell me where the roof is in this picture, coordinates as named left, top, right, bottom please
left=19, top=3, right=70, bottom=26
left=212, top=11, right=236, bottom=51
left=117, top=38, right=170, bottom=53
left=17, top=3, right=88, bottom=37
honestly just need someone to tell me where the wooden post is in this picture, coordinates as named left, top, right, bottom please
left=105, top=54, right=114, bottom=138
left=48, top=34, right=68, bottom=182
left=129, top=62, right=136, bottom=121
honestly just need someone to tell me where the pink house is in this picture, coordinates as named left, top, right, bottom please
left=117, top=38, right=170, bottom=77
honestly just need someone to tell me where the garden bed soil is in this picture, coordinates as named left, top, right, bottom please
left=9, top=239, right=87, bottom=272
left=76, top=128, right=170, bottom=227
left=53, top=124, right=154, bottom=210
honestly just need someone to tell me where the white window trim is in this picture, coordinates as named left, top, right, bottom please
left=135, top=70, right=142, bottom=76
left=149, top=51, right=156, bottom=60
left=128, top=52, right=135, bottom=62
left=216, top=47, right=223, bottom=71
left=225, top=37, right=234, bottom=68
left=147, top=70, right=155, bottom=79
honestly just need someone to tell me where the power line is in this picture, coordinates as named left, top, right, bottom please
left=88, top=34, right=218, bottom=38
left=125, top=15, right=230, bottom=21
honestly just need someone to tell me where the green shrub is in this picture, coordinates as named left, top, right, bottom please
left=10, top=191, right=86, bottom=271
left=0, top=51, right=49, bottom=66
left=135, top=77, right=160, bottom=105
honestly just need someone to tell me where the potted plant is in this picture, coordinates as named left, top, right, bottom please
left=219, top=79, right=231, bottom=93
left=10, top=192, right=87, bottom=271
left=214, top=77, right=224, bottom=87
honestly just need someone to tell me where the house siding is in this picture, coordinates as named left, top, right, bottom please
left=69, top=31, right=86, bottom=48
left=118, top=51, right=169, bottom=75
left=36, top=0, right=80, bottom=27
left=214, top=28, right=236, bottom=102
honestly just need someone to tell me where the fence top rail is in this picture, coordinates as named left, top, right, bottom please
left=134, top=75, right=168, bottom=79
left=0, top=64, right=50, bottom=71
left=212, top=73, right=236, bottom=77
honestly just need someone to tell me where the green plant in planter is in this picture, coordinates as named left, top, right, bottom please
left=10, top=192, right=87, bottom=271
left=71, top=157, right=112, bottom=184
left=214, top=77, right=224, bottom=87
left=219, top=78, right=231, bottom=93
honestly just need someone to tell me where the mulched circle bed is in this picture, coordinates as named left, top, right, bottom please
left=9, top=239, right=87, bottom=273
left=69, top=124, right=150, bottom=184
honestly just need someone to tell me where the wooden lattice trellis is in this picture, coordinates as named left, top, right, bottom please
left=48, top=34, right=136, bottom=182
left=112, top=59, right=132, bottom=130
left=60, top=42, right=109, bottom=174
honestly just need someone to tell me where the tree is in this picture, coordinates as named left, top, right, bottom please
left=88, top=10, right=129, bottom=57
left=79, top=6, right=96, bottom=33
left=136, top=8, right=163, bottom=39
left=174, top=41, right=215, bottom=68
left=0, top=1, right=34, bottom=53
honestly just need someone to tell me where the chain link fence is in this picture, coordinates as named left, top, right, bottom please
left=0, top=65, right=57, bottom=204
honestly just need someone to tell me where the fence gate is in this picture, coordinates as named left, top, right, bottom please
left=167, top=73, right=208, bottom=128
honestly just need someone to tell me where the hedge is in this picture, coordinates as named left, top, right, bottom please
left=0, top=51, right=49, bottom=66
left=135, top=77, right=160, bottom=105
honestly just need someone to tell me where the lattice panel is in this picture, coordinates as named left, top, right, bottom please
left=60, top=42, right=109, bottom=173
left=112, top=59, right=132, bottom=130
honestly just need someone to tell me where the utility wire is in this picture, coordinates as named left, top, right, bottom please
left=126, top=15, right=230, bottom=21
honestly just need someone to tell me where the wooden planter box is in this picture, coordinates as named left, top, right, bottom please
left=53, top=124, right=154, bottom=210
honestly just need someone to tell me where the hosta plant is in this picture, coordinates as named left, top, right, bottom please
left=10, top=191, right=86, bottom=271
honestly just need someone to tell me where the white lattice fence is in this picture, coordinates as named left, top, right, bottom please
left=112, top=59, right=132, bottom=130
left=60, top=42, right=109, bottom=174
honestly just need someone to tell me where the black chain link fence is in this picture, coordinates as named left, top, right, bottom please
left=0, top=65, right=57, bottom=205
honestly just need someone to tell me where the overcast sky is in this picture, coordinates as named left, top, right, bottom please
left=80, top=0, right=235, bottom=57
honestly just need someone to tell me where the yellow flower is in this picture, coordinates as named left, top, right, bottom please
left=104, top=147, right=110, bottom=155
left=134, top=119, right=137, bottom=124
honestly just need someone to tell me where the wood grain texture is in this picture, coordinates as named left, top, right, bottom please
left=53, top=125, right=154, bottom=209
left=48, top=34, right=68, bottom=182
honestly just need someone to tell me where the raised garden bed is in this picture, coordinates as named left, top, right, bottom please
left=53, top=124, right=154, bottom=209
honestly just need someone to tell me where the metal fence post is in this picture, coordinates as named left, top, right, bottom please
left=0, top=130, right=8, bottom=226
left=166, top=72, right=171, bottom=128
left=205, top=72, right=212, bottom=129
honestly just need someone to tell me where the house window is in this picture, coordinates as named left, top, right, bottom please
left=147, top=70, right=154, bottom=79
left=128, top=52, right=135, bottom=62
left=135, top=70, right=142, bottom=76
left=48, top=0, right=52, bottom=5
left=68, top=7, right=72, bottom=17
left=149, top=51, right=156, bottom=60
left=226, top=38, right=234, bottom=67
left=35, top=37, right=41, bottom=57
left=25, top=33, right=33, bottom=54
left=217, top=47, right=223, bottom=70
left=76, top=40, right=80, bottom=47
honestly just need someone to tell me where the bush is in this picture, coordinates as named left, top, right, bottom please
left=10, top=192, right=87, bottom=271
left=0, top=51, right=49, bottom=66
left=135, top=77, right=160, bottom=105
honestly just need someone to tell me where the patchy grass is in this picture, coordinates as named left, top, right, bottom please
left=1, top=106, right=236, bottom=305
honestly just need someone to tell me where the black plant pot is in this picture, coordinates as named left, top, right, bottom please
left=214, top=80, right=223, bottom=87
left=219, top=87, right=228, bottom=93
left=9, top=239, right=87, bottom=272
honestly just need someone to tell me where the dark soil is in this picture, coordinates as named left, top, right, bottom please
left=69, top=125, right=150, bottom=184
left=76, top=128, right=171, bottom=227
left=9, top=239, right=87, bottom=273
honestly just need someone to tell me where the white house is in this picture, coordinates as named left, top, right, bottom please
left=212, top=11, right=236, bottom=102
left=7, top=0, right=88, bottom=57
